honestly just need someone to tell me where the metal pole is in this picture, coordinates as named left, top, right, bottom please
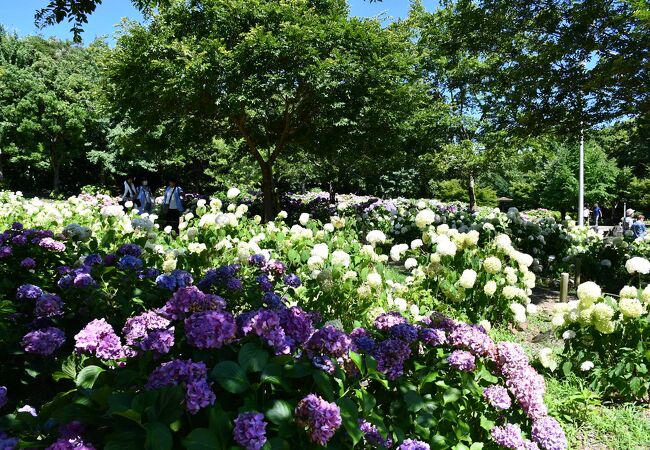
left=578, top=122, right=585, bottom=226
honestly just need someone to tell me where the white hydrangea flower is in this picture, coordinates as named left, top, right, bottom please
left=459, top=269, right=477, bottom=289
left=539, top=347, right=557, bottom=371
left=576, top=281, right=602, bottom=304
left=162, top=259, right=177, bottom=273
left=510, top=303, right=527, bottom=323
left=483, top=256, right=502, bottom=274
left=307, top=255, right=324, bottom=269
left=580, top=361, right=594, bottom=371
left=479, top=320, right=492, bottom=332
left=495, top=234, right=512, bottom=250
left=366, top=230, right=387, bottom=246
left=394, top=297, right=407, bottom=311
left=367, top=271, right=382, bottom=288
left=415, top=209, right=436, bottom=229
left=625, top=257, right=650, bottom=275
left=331, top=250, right=351, bottom=267
left=342, top=270, right=358, bottom=281
left=299, top=213, right=310, bottom=226
left=188, top=242, right=207, bottom=254
left=277, top=210, right=288, bottom=219
left=435, top=235, right=457, bottom=256
left=619, top=285, right=638, bottom=299
left=484, top=280, right=497, bottom=297
left=562, top=330, right=576, bottom=340
left=226, top=187, right=241, bottom=199
left=410, top=239, right=423, bottom=249
left=390, top=244, right=409, bottom=262
left=404, top=258, right=418, bottom=270
left=619, top=297, right=644, bottom=318
left=311, top=243, right=329, bottom=260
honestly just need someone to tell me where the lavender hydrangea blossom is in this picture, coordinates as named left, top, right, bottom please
left=295, top=394, right=342, bottom=445
left=283, top=273, right=301, bottom=288
left=184, top=310, right=237, bottom=349
left=374, top=312, right=407, bottom=331
left=146, top=359, right=215, bottom=414
left=447, top=350, right=476, bottom=372
left=22, top=327, right=66, bottom=356
left=358, top=419, right=393, bottom=448
left=34, top=294, right=64, bottom=318
left=239, top=309, right=291, bottom=355
left=233, top=412, right=268, bottom=450
left=531, top=417, right=567, bottom=450
left=162, top=286, right=225, bottom=320
left=350, top=327, right=376, bottom=353
left=122, top=311, right=174, bottom=354
left=483, top=386, right=512, bottom=411
left=374, top=338, right=412, bottom=380
left=20, top=257, right=36, bottom=269
left=45, top=437, right=96, bottom=449
left=305, top=325, right=351, bottom=359
left=39, top=237, right=66, bottom=252
left=0, top=386, right=7, bottom=409
left=16, top=284, right=43, bottom=300
left=397, top=439, right=430, bottom=450
left=419, top=327, right=447, bottom=347
left=74, top=319, right=126, bottom=360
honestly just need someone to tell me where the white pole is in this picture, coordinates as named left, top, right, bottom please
left=578, top=122, right=584, bottom=226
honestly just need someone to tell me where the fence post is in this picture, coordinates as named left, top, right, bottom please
left=560, top=272, right=569, bottom=302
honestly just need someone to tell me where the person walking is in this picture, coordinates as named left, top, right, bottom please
left=632, top=214, right=647, bottom=239
left=593, top=203, right=602, bottom=227
left=623, top=208, right=635, bottom=231
left=137, top=179, right=154, bottom=214
left=162, top=178, right=184, bottom=231
left=122, top=176, right=137, bottom=204
left=583, top=205, right=590, bottom=226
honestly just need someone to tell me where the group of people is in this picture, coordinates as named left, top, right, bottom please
left=122, top=176, right=184, bottom=230
left=582, top=204, right=603, bottom=227
left=624, top=208, right=647, bottom=239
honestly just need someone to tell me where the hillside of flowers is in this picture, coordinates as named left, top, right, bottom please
left=0, top=190, right=648, bottom=449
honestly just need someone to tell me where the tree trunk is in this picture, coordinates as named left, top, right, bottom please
left=52, top=158, right=62, bottom=192
left=329, top=181, right=336, bottom=204
left=260, top=161, right=275, bottom=222
left=467, top=173, right=477, bottom=212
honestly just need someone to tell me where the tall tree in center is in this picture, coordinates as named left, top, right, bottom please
left=106, top=0, right=416, bottom=219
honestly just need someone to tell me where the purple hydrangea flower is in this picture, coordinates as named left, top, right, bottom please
left=248, top=254, right=267, bottom=268
left=123, top=311, right=174, bottom=354
left=264, top=260, right=286, bottom=276
left=20, top=257, right=36, bottom=269
left=0, top=432, right=18, bottom=449
left=0, top=246, right=12, bottom=258
left=506, top=365, right=548, bottom=419
left=45, top=438, right=96, bottom=449
left=162, top=286, right=225, bottom=320
left=16, top=284, right=43, bottom=300
left=34, top=294, right=64, bottom=318
left=374, top=312, right=407, bottom=331
left=483, top=386, right=512, bottom=411
left=448, top=324, right=496, bottom=358
left=491, top=423, right=528, bottom=449
left=0, top=386, right=7, bottom=409
left=226, top=277, right=243, bottom=291
left=83, top=254, right=103, bottom=267
left=11, top=235, right=27, bottom=245
left=350, top=328, right=376, bottom=353
left=22, top=327, right=66, bottom=356
left=103, top=253, right=117, bottom=266
left=397, top=439, right=430, bottom=450
left=305, top=325, right=351, bottom=358
left=58, top=421, right=85, bottom=440
left=117, top=243, right=142, bottom=257
left=74, top=319, right=126, bottom=360
left=184, top=310, right=236, bottom=349
left=233, top=412, right=267, bottom=450
left=373, top=338, right=411, bottom=380
left=197, top=265, right=239, bottom=290
left=117, top=255, right=143, bottom=270
left=256, top=274, right=274, bottom=292
left=73, top=273, right=96, bottom=289
left=262, top=292, right=283, bottom=308
left=156, top=270, right=194, bottom=291
left=359, top=419, right=393, bottom=448
left=390, top=323, right=418, bottom=343
left=295, top=394, right=342, bottom=445
left=283, top=273, right=301, bottom=288
left=278, top=306, right=314, bottom=348
left=239, top=309, right=290, bottom=355
left=146, top=359, right=215, bottom=414
left=531, top=417, right=567, bottom=450
left=39, top=237, right=66, bottom=252
left=11, top=222, right=23, bottom=230
left=447, top=350, right=476, bottom=372
left=419, top=328, right=447, bottom=346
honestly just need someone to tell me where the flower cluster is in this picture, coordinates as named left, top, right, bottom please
left=146, top=359, right=215, bottom=414
left=295, top=394, right=342, bottom=445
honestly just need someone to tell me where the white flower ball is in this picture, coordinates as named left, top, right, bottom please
left=366, top=230, right=387, bottom=246
left=459, top=269, right=477, bottom=289
left=619, top=285, right=638, bottom=299
left=483, top=256, right=502, bottom=274
left=435, top=235, right=457, bottom=257
left=394, top=297, right=407, bottom=311
left=539, top=347, right=557, bottom=371
left=404, top=258, right=418, bottom=270
left=410, top=239, right=423, bottom=250
left=311, top=243, right=329, bottom=260
left=331, top=250, right=351, bottom=267
left=299, top=213, right=310, bottom=226
left=580, top=361, right=594, bottom=371
left=562, top=330, right=576, bottom=340
left=226, top=187, right=241, bottom=199
left=277, top=210, right=288, bottom=219
left=415, top=209, right=436, bottom=229
left=576, top=281, right=602, bottom=303
left=323, top=223, right=335, bottom=232
left=625, top=257, right=650, bottom=275
left=367, top=272, right=382, bottom=288
left=619, top=297, right=644, bottom=318
left=484, top=280, right=497, bottom=297
left=510, top=303, right=527, bottom=323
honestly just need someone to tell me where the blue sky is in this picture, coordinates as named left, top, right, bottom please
left=0, top=0, right=433, bottom=45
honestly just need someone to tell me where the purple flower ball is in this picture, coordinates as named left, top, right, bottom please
left=248, top=254, right=267, bottom=268
left=373, top=338, right=411, bottom=380
left=283, top=273, right=301, bottom=288
left=184, top=310, right=237, bottom=349
left=305, top=325, right=351, bottom=358
left=117, top=243, right=142, bottom=257
left=11, top=235, right=27, bottom=246
left=419, top=328, right=447, bottom=346
left=117, top=255, right=143, bottom=270
left=531, top=417, right=567, bottom=450
left=295, top=394, right=342, bottom=445
left=350, top=328, right=376, bottom=353
left=34, top=294, right=64, bottom=318
left=0, top=245, right=12, bottom=259
left=397, top=439, right=430, bottom=450
left=45, top=437, right=96, bottom=450
left=22, top=327, right=66, bottom=356
left=0, top=386, right=7, bottom=409
left=374, top=312, right=407, bottom=331
left=447, top=350, right=476, bottom=372
left=39, top=237, right=66, bottom=252
left=483, top=386, right=512, bottom=411
left=74, top=319, right=125, bottom=360
left=233, top=412, right=267, bottom=450
left=20, top=257, right=37, bottom=269
left=359, top=419, right=393, bottom=448
left=123, top=310, right=174, bottom=354
left=390, top=323, right=418, bottom=343
left=16, top=284, right=43, bottom=300
left=0, top=431, right=18, bottom=449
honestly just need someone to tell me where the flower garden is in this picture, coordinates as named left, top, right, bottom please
left=0, top=190, right=648, bottom=450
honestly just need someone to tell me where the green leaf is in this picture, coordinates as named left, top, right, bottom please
left=182, top=428, right=219, bottom=450
left=76, top=365, right=104, bottom=389
left=238, top=343, right=269, bottom=373
left=211, top=361, right=249, bottom=394
left=479, top=414, right=495, bottom=431
left=443, top=387, right=461, bottom=404
left=404, top=390, right=425, bottom=412
left=261, top=363, right=282, bottom=385
left=349, top=351, right=365, bottom=375
left=144, top=422, right=172, bottom=450
left=336, top=397, right=363, bottom=446
left=470, top=443, right=485, bottom=450
left=266, top=400, right=293, bottom=425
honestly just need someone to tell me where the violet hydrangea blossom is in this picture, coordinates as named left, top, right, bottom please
left=295, top=394, right=342, bottom=445
left=397, top=439, right=430, bottom=450
left=184, top=310, right=236, bottom=349
left=531, top=417, right=567, bottom=450
left=74, top=319, right=127, bottom=360
left=483, top=386, right=512, bottom=411
left=0, top=386, right=7, bottom=409
left=22, top=327, right=66, bottom=356
left=358, top=419, right=393, bottom=448
left=447, top=350, right=476, bottom=372
left=146, top=359, right=215, bottom=414
left=16, top=284, right=43, bottom=300
left=34, top=294, right=64, bottom=318
left=39, top=237, right=66, bottom=252
left=233, top=412, right=268, bottom=450
left=122, top=311, right=175, bottom=354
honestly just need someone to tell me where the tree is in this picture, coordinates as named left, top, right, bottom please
left=105, top=0, right=416, bottom=219
left=0, top=31, right=105, bottom=192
